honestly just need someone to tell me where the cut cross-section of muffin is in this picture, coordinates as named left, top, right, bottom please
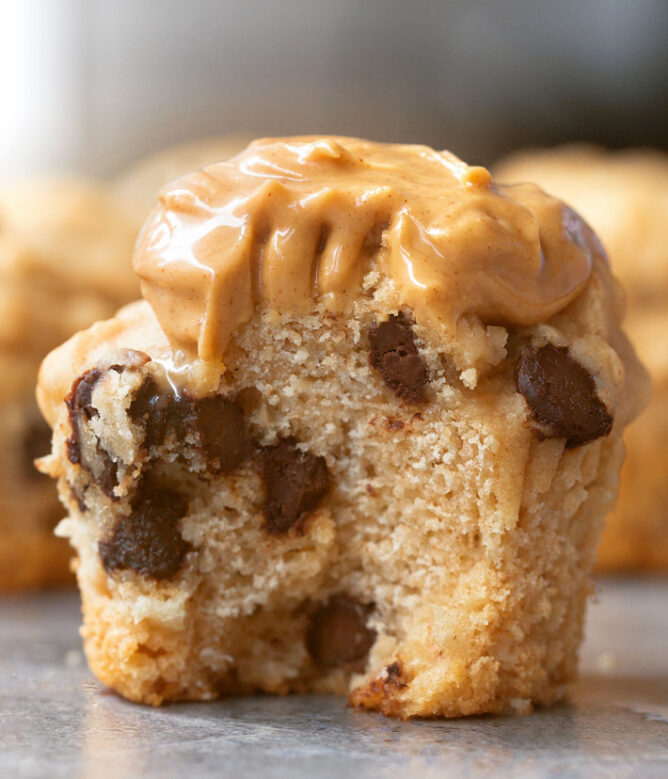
left=37, top=137, right=648, bottom=717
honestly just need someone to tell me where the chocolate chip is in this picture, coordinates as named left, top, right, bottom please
left=306, top=597, right=376, bottom=671
left=129, top=380, right=252, bottom=473
left=22, top=415, right=52, bottom=480
left=66, top=368, right=102, bottom=465
left=95, top=457, right=119, bottom=498
left=65, top=368, right=119, bottom=499
left=127, top=376, right=160, bottom=438
left=368, top=313, right=428, bottom=403
left=261, top=437, right=330, bottom=534
left=191, top=396, right=252, bottom=473
left=99, top=470, right=190, bottom=579
left=128, top=378, right=190, bottom=447
left=516, top=344, right=613, bottom=448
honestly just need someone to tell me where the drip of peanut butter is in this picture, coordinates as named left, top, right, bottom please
left=134, top=136, right=601, bottom=362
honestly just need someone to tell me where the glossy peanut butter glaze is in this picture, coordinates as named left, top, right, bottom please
left=134, top=136, right=600, bottom=362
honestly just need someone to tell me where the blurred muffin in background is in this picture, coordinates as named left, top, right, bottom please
left=113, top=135, right=251, bottom=218
left=494, top=146, right=668, bottom=572
left=0, top=138, right=250, bottom=592
left=0, top=179, right=140, bottom=591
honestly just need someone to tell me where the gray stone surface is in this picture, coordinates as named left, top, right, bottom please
left=1, top=578, right=667, bottom=778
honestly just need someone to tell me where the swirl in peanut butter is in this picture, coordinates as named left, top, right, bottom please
left=134, top=136, right=600, bottom=361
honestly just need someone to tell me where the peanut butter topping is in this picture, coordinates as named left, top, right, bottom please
left=134, top=136, right=600, bottom=362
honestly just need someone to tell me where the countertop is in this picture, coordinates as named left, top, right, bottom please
left=1, top=578, right=667, bottom=778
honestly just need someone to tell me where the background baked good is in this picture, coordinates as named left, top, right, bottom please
left=0, top=179, right=140, bottom=591
left=113, top=136, right=251, bottom=218
left=0, top=137, right=252, bottom=592
left=494, top=146, right=668, bottom=571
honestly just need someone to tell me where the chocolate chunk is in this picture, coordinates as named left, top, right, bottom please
left=66, top=368, right=102, bottom=465
left=368, top=313, right=428, bottom=403
left=261, top=437, right=330, bottom=534
left=127, top=377, right=161, bottom=441
left=516, top=344, right=613, bottom=448
left=191, top=396, right=252, bottom=473
left=306, top=597, right=376, bottom=671
left=129, top=379, right=252, bottom=472
left=99, top=471, right=190, bottom=579
left=95, top=456, right=119, bottom=499
left=128, top=378, right=190, bottom=447
left=65, top=368, right=119, bottom=498
left=22, top=416, right=52, bottom=480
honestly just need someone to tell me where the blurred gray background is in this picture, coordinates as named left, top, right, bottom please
left=1, top=0, right=666, bottom=176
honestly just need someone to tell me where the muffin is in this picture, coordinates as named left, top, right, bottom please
left=37, top=137, right=647, bottom=717
left=0, top=179, right=139, bottom=591
left=0, top=137, right=253, bottom=592
left=494, top=146, right=668, bottom=571
left=114, top=136, right=251, bottom=219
